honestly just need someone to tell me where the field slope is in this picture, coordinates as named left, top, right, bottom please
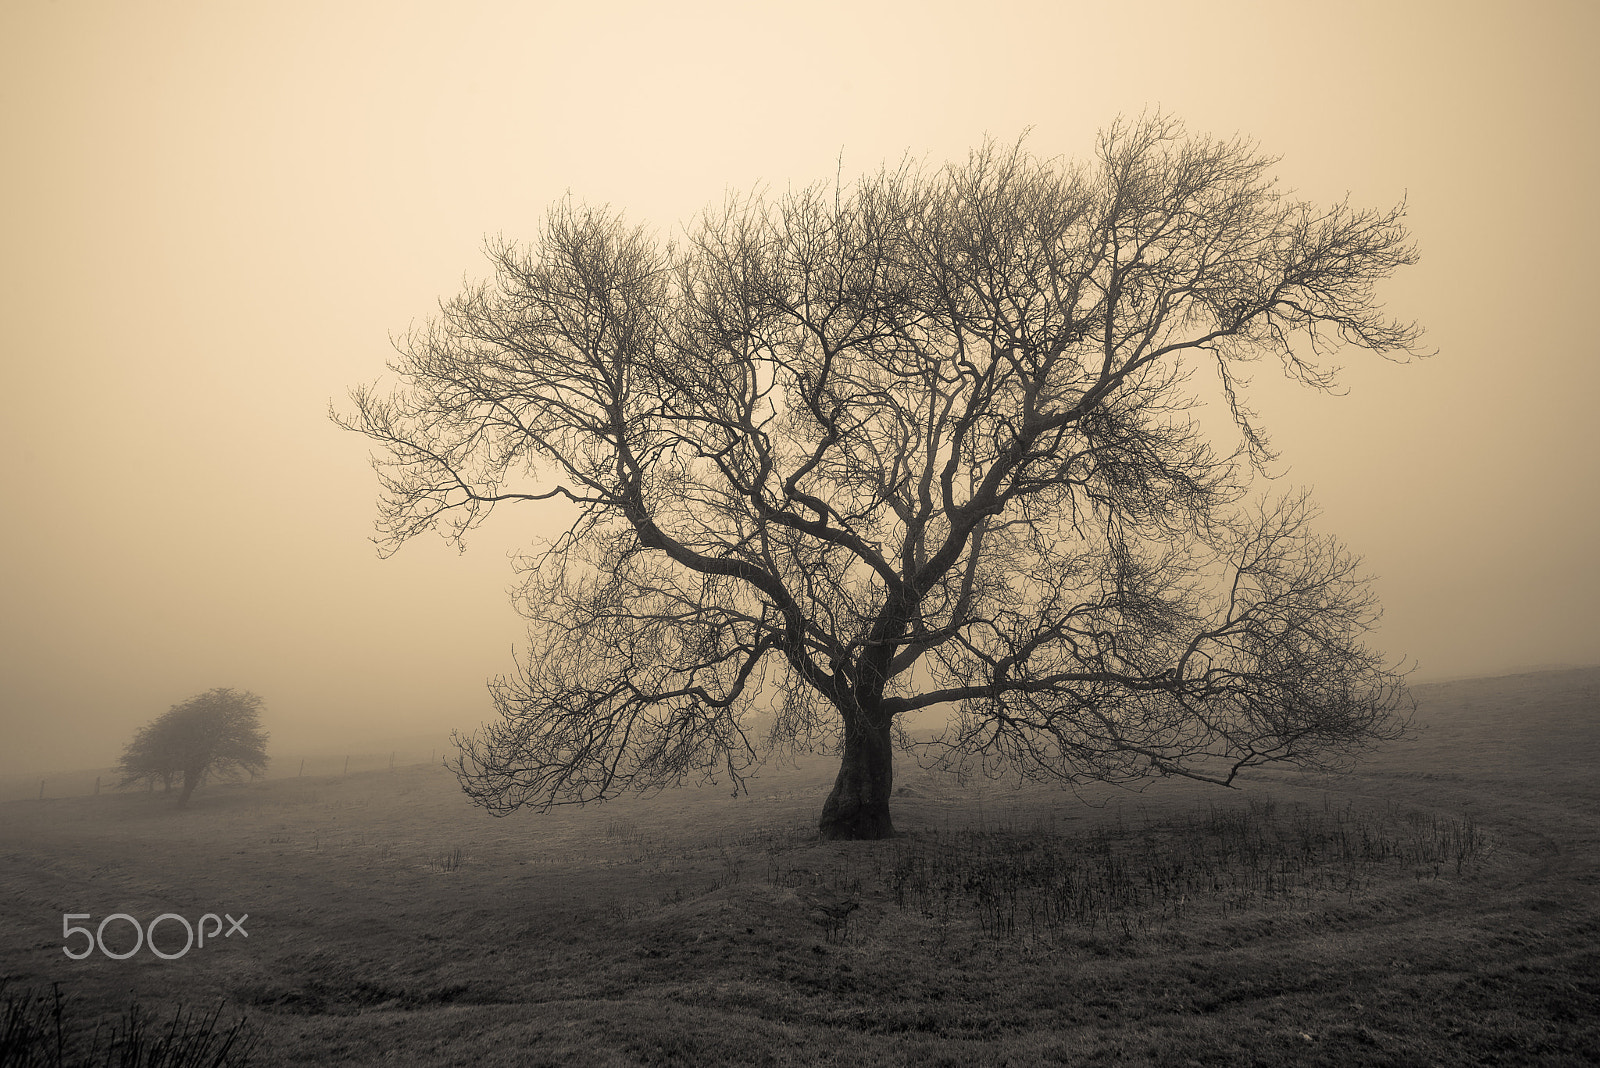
left=2, top=668, right=1597, bottom=1065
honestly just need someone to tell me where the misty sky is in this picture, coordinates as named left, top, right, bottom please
left=2, top=0, right=1596, bottom=776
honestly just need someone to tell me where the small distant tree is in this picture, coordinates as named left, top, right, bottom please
left=117, top=688, right=269, bottom=806
left=339, top=114, right=1425, bottom=839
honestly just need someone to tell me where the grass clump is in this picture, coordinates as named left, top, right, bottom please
left=0, top=982, right=258, bottom=1068
left=427, top=846, right=466, bottom=873
left=871, top=798, right=1490, bottom=947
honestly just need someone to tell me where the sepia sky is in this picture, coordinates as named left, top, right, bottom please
left=2, top=0, right=1596, bottom=776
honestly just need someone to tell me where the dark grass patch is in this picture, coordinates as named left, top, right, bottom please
left=0, top=981, right=258, bottom=1067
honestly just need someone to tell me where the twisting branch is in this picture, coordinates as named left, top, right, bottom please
left=338, top=114, right=1424, bottom=835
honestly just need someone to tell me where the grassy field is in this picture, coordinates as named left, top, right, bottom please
left=2, top=668, right=1597, bottom=1065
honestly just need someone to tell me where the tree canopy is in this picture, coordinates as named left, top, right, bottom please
left=118, top=688, right=269, bottom=806
left=339, top=115, right=1425, bottom=839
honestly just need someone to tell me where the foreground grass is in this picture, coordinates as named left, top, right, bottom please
left=0, top=982, right=259, bottom=1067
left=2, top=668, right=1598, bottom=1065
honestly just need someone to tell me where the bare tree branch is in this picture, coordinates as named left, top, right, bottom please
left=337, top=114, right=1425, bottom=838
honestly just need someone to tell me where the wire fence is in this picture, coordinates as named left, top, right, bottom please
left=0, top=746, right=452, bottom=803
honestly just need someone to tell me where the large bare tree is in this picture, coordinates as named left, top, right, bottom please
left=338, top=116, right=1424, bottom=839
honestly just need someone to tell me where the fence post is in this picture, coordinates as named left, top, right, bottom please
left=38, top=779, right=45, bottom=800
left=343, top=756, right=350, bottom=775
left=299, top=758, right=305, bottom=777
left=94, top=776, right=101, bottom=796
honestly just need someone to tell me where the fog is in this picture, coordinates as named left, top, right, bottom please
left=2, top=0, right=1595, bottom=778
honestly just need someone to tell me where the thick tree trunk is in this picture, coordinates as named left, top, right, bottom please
left=818, top=716, right=895, bottom=840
